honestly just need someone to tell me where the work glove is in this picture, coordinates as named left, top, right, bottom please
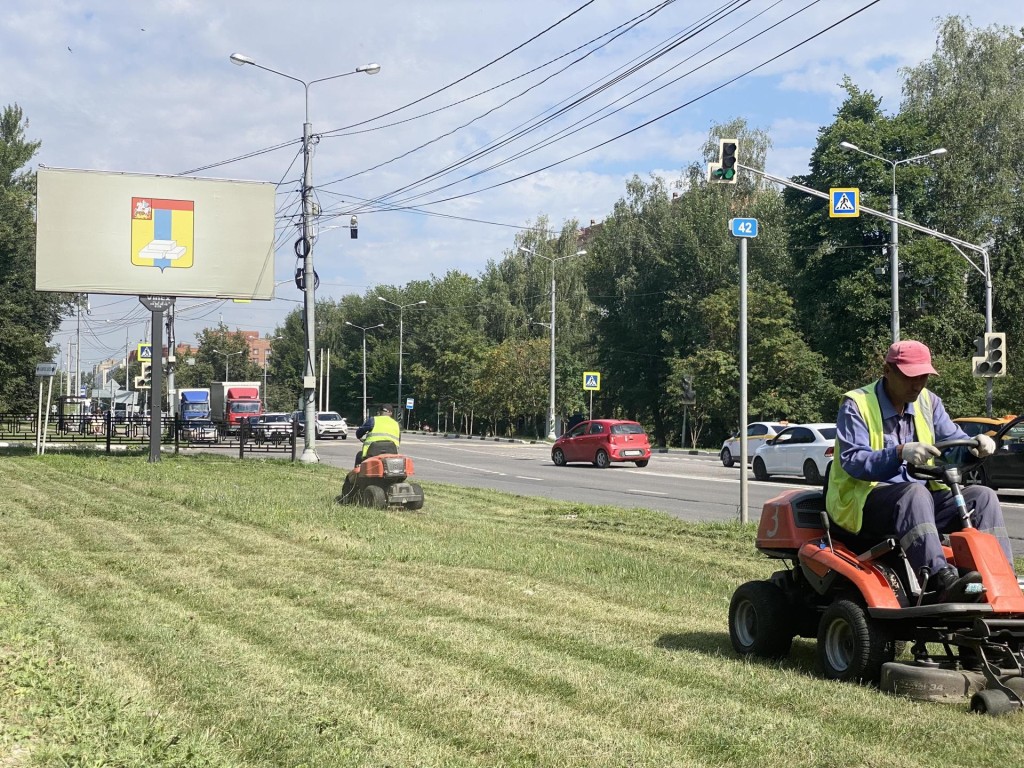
left=970, top=433, right=996, bottom=458
left=902, top=442, right=940, bottom=465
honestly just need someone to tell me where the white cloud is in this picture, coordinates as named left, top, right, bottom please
left=8, top=0, right=1016, bottom=361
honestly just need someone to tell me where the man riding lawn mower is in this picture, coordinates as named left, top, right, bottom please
left=729, top=341, right=1024, bottom=715
left=336, top=405, right=424, bottom=510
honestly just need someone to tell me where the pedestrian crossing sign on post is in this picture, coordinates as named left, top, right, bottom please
left=137, top=343, right=152, bottom=361
left=829, top=188, right=860, bottom=218
left=583, top=372, right=601, bottom=391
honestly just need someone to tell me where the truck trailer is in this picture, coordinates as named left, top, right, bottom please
left=210, top=381, right=262, bottom=433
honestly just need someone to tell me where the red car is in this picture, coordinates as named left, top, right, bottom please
left=551, top=419, right=651, bottom=468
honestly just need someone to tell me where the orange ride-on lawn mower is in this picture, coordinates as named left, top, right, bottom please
left=336, top=453, right=425, bottom=510
left=729, top=438, right=1024, bottom=715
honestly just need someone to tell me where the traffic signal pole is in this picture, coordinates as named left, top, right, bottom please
left=737, top=161, right=998, bottom=412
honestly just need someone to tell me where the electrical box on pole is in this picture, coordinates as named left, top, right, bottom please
left=972, top=332, right=1007, bottom=377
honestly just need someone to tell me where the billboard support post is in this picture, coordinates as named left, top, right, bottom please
left=140, top=296, right=174, bottom=463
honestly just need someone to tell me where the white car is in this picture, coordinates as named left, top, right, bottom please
left=315, top=411, right=348, bottom=439
left=253, top=412, right=294, bottom=442
left=720, top=421, right=789, bottom=467
left=752, top=423, right=836, bottom=484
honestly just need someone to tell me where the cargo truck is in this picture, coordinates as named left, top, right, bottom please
left=178, top=388, right=212, bottom=422
left=210, top=381, right=262, bottom=433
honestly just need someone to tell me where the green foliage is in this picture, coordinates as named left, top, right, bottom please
left=0, top=104, right=70, bottom=410
left=147, top=16, right=1024, bottom=443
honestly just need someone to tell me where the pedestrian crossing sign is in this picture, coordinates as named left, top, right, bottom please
left=829, top=187, right=860, bottom=218
left=583, top=372, right=601, bottom=391
left=137, top=343, right=152, bottom=361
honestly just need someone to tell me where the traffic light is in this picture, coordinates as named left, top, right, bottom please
left=708, top=139, right=739, bottom=183
left=350, top=215, right=358, bottom=239
left=972, top=332, right=1007, bottom=377
left=134, top=362, right=152, bottom=390
left=681, top=375, right=696, bottom=405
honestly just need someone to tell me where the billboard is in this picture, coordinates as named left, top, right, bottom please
left=36, top=167, right=276, bottom=300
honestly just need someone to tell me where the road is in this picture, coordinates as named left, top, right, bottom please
left=312, top=433, right=1024, bottom=550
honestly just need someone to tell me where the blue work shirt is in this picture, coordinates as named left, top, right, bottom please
left=835, top=378, right=967, bottom=484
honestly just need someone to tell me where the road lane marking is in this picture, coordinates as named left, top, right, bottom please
left=516, top=476, right=543, bottom=481
left=627, top=489, right=668, bottom=496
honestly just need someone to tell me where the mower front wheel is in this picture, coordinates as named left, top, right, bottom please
left=970, top=688, right=1017, bottom=716
left=729, top=580, right=794, bottom=659
left=818, top=599, right=894, bottom=684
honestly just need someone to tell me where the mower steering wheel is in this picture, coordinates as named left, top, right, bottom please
left=905, top=438, right=982, bottom=482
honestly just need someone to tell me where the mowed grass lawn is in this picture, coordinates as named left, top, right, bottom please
left=1, top=452, right=1022, bottom=767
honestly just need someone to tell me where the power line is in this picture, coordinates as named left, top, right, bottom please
left=318, top=0, right=744, bottom=203
left=355, top=0, right=883, bottom=214
left=174, top=0, right=600, bottom=179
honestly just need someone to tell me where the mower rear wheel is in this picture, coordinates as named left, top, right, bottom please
left=818, top=599, right=893, bottom=684
left=361, top=485, right=387, bottom=509
left=729, top=580, right=794, bottom=659
left=970, top=688, right=1016, bottom=716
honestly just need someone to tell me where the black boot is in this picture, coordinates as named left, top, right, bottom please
left=929, top=565, right=983, bottom=603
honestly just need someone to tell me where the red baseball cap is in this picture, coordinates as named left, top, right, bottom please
left=885, top=340, right=938, bottom=377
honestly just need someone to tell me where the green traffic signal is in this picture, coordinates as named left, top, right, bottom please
left=709, top=139, right=738, bottom=184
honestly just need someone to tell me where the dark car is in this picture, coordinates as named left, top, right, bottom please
left=961, top=415, right=1024, bottom=490
left=551, top=419, right=651, bottom=468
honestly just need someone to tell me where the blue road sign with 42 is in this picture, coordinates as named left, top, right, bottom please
left=729, top=218, right=758, bottom=238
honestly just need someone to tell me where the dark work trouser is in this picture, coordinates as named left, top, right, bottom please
left=860, top=481, right=1013, bottom=575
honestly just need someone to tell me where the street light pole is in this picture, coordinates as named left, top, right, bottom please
left=519, top=245, right=587, bottom=440
left=345, top=321, right=384, bottom=423
left=230, top=52, right=380, bottom=463
left=377, top=297, right=426, bottom=428
left=212, top=349, right=243, bottom=381
left=840, top=142, right=948, bottom=343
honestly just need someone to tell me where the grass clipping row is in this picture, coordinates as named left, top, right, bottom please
left=0, top=452, right=1021, bottom=767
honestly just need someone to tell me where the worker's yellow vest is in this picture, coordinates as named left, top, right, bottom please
left=826, top=382, right=936, bottom=533
left=361, top=414, right=401, bottom=457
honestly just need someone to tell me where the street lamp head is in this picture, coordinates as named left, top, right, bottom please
left=357, top=63, right=381, bottom=75
left=575, top=249, right=587, bottom=257
left=229, top=53, right=254, bottom=66
left=416, top=300, right=427, bottom=306
left=344, top=321, right=355, bottom=328
left=839, top=141, right=859, bottom=151
left=930, top=148, right=948, bottom=156
left=519, top=245, right=537, bottom=256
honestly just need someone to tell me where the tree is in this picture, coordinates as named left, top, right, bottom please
left=0, top=104, right=70, bottom=410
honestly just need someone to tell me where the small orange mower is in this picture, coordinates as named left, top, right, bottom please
left=729, top=438, right=1024, bottom=715
left=336, top=453, right=425, bottom=510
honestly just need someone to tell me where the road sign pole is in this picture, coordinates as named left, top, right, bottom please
left=739, top=235, right=748, bottom=524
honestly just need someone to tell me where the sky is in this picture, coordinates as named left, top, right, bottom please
left=3, top=0, right=1019, bottom=374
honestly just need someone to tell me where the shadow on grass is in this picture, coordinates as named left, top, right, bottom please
left=656, top=631, right=818, bottom=673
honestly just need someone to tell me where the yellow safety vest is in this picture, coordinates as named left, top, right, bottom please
left=826, top=381, right=936, bottom=533
left=361, top=414, right=401, bottom=457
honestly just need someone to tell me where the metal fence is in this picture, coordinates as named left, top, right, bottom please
left=0, top=412, right=296, bottom=458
